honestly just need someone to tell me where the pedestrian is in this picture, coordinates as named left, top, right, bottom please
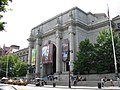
left=101, top=78, right=104, bottom=87
left=103, top=76, right=107, bottom=83
left=117, top=77, right=120, bottom=87
left=73, top=78, right=77, bottom=86
left=70, top=75, right=74, bottom=82
left=110, top=79, right=114, bottom=86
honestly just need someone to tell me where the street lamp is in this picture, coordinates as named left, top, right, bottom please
left=68, top=61, right=71, bottom=88
left=6, top=56, right=8, bottom=78
left=68, top=50, right=73, bottom=88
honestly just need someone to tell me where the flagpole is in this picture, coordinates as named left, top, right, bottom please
left=107, top=5, right=118, bottom=77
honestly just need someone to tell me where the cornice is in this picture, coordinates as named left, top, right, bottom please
left=112, top=15, right=120, bottom=21
left=75, top=19, right=109, bottom=31
left=88, top=20, right=109, bottom=30
left=42, top=28, right=56, bottom=38
left=32, top=19, right=110, bottom=38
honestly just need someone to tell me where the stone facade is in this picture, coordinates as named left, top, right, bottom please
left=27, top=7, right=120, bottom=80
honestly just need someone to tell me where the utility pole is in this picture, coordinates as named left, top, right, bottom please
left=107, top=5, right=118, bottom=77
left=6, top=56, right=8, bottom=77
left=109, top=19, right=118, bottom=77
left=68, top=61, right=71, bottom=88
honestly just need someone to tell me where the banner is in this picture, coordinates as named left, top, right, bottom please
left=62, top=39, right=69, bottom=61
left=32, top=48, right=36, bottom=65
left=42, top=44, right=53, bottom=64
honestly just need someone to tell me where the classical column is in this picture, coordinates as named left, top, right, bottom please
left=68, top=11, right=75, bottom=72
left=55, top=18, right=62, bottom=74
left=35, top=30, right=42, bottom=78
left=27, top=33, right=35, bottom=79
left=68, top=25, right=75, bottom=72
left=27, top=33, right=35, bottom=68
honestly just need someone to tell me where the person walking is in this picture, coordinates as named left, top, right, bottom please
left=101, top=78, right=104, bottom=87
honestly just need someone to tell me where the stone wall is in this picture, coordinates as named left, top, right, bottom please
left=59, top=73, right=117, bottom=81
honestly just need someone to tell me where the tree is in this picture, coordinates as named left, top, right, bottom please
left=0, top=0, right=12, bottom=31
left=0, top=56, right=7, bottom=77
left=14, top=61, right=27, bottom=77
left=94, top=30, right=114, bottom=73
left=73, top=29, right=120, bottom=74
left=0, top=54, right=27, bottom=77
left=95, top=29, right=120, bottom=73
left=73, top=39, right=95, bottom=74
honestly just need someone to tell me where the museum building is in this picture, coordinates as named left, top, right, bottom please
left=27, top=7, right=120, bottom=80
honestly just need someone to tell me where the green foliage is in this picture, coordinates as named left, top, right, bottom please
left=0, top=0, right=12, bottom=31
left=73, top=39, right=95, bottom=74
left=0, top=54, right=27, bottom=77
left=14, top=61, right=27, bottom=77
left=73, top=29, right=120, bottom=74
left=94, top=29, right=114, bottom=73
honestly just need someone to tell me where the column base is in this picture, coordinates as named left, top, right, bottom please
left=35, top=73, right=40, bottom=78
left=54, top=71, right=62, bottom=81
left=26, top=73, right=35, bottom=83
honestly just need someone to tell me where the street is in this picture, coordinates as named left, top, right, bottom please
left=6, top=84, right=120, bottom=90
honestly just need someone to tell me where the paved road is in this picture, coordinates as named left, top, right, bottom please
left=14, top=84, right=120, bottom=90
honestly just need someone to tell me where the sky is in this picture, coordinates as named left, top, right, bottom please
left=0, top=0, right=120, bottom=49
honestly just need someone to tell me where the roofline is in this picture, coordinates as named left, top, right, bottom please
left=31, top=7, right=88, bottom=31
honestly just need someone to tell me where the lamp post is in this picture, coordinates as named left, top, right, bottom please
left=68, top=61, right=71, bottom=88
left=68, top=49, right=73, bottom=88
left=6, top=56, right=8, bottom=78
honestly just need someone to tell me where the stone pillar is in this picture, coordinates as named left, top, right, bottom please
left=56, top=30, right=62, bottom=73
left=68, top=11, right=75, bottom=72
left=27, top=34, right=35, bottom=65
left=35, top=30, right=42, bottom=78
left=27, top=44, right=32, bottom=65
left=27, top=33, right=35, bottom=78
left=68, top=25, right=75, bottom=72
left=55, top=18, right=62, bottom=74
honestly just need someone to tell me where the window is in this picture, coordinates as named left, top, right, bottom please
left=119, top=33, right=120, bottom=38
left=117, top=23, right=120, bottom=28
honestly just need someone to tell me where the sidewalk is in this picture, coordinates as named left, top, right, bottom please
left=28, top=84, right=120, bottom=89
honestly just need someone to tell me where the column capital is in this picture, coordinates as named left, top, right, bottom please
left=27, top=34, right=35, bottom=42
left=68, top=25, right=75, bottom=35
left=35, top=29, right=42, bottom=46
left=56, top=29, right=62, bottom=39
left=35, top=29, right=43, bottom=39
left=27, top=34, right=35, bottom=48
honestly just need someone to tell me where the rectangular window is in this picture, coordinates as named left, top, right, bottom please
left=117, top=23, right=120, bottom=28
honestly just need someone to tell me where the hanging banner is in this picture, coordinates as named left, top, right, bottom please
left=42, top=44, right=53, bottom=64
left=32, top=48, right=36, bottom=65
left=62, top=39, right=69, bottom=61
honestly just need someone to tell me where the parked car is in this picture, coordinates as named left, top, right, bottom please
left=0, top=85, right=17, bottom=90
left=0, top=77, right=8, bottom=83
left=12, top=80, right=27, bottom=86
left=5, top=79, right=13, bottom=84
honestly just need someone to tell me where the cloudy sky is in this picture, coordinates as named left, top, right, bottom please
left=0, top=0, right=120, bottom=49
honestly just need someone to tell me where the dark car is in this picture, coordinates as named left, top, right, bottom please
left=0, top=85, right=17, bottom=90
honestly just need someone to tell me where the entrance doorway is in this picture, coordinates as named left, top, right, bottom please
left=52, top=44, right=56, bottom=74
